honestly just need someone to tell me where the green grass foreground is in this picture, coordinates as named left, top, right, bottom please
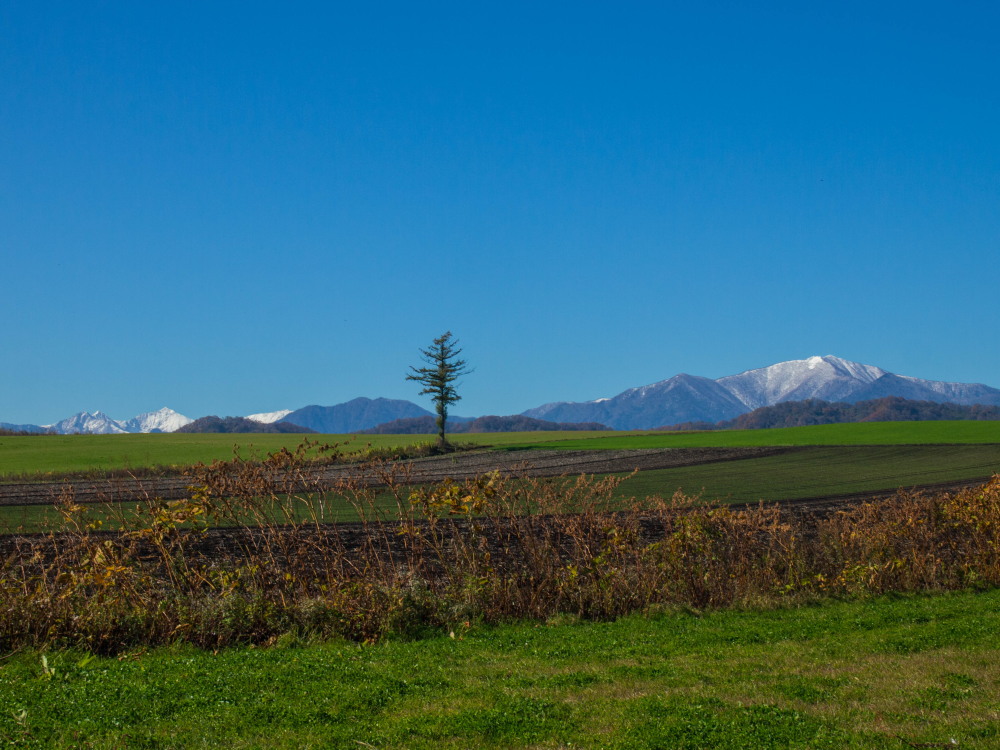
left=2, top=590, right=998, bottom=748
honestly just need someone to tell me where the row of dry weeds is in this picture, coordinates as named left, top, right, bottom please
left=2, top=444, right=999, bottom=653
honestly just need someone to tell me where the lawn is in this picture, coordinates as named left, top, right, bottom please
left=2, top=589, right=997, bottom=748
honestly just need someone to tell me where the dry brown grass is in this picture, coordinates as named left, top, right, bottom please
left=1, top=442, right=998, bottom=653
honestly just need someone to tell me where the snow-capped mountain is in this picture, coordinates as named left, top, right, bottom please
left=245, top=409, right=293, bottom=424
left=9, top=356, right=1000, bottom=435
left=121, top=407, right=194, bottom=433
left=719, top=356, right=1000, bottom=409
left=37, top=408, right=194, bottom=434
left=523, top=356, right=1000, bottom=430
left=525, top=374, right=748, bottom=429
left=50, top=411, right=129, bottom=435
left=717, top=356, right=888, bottom=409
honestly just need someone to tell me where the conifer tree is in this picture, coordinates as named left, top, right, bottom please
left=406, top=331, right=470, bottom=448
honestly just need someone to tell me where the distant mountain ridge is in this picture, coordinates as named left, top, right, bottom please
left=664, top=396, right=1000, bottom=431
left=0, top=422, right=55, bottom=434
left=176, top=416, right=317, bottom=434
left=522, top=356, right=1000, bottom=430
left=8, top=356, right=1000, bottom=434
left=360, top=415, right=610, bottom=434
left=280, top=397, right=438, bottom=433
left=3, top=408, right=195, bottom=435
left=245, top=409, right=293, bottom=424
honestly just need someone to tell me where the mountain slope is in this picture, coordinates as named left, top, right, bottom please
left=524, top=374, right=748, bottom=430
left=121, top=407, right=193, bottom=433
left=0, top=422, right=52, bottom=434
left=50, top=411, right=129, bottom=435
left=281, top=397, right=434, bottom=433
left=19, top=408, right=194, bottom=435
left=851, top=373, right=1000, bottom=406
left=667, top=396, right=1000, bottom=430
left=523, top=356, right=1000, bottom=430
left=361, top=415, right=609, bottom=434
left=176, top=416, right=316, bottom=434
left=717, top=356, right=887, bottom=409
left=245, top=410, right=293, bottom=424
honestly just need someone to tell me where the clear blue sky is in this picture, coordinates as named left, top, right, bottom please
left=2, top=2, right=998, bottom=424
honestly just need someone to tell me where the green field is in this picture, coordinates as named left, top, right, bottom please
left=0, top=431, right=615, bottom=479
left=4, top=444, right=998, bottom=535
left=2, top=590, right=997, bottom=748
left=617, top=444, right=1000, bottom=503
left=2, top=422, right=998, bottom=480
left=514, top=420, right=1000, bottom=449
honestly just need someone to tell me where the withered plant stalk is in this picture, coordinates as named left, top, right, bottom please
left=1, top=442, right=998, bottom=653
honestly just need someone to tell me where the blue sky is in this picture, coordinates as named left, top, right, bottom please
left=2, top=2, right=998, bottom=424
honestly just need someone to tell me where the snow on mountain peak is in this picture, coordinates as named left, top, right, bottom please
left=122, top=408, right=193, bottom=433
left=245, top=409, right=293, bottom=424
left=716, top=356, right=888, bottom=409
left=52, top=411, right=128, bottom=435
left=43, top=408, right=193, bottom=434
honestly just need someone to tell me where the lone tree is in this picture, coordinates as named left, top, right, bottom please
left=406, top=331, right=471, bottom=449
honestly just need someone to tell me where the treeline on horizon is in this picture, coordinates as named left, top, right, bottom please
left=6, top=397, right=1000, bottom=437
left=175, top=414, right=608, bottom=435
left=175, top=416, right=318, bottom=434
left=360, top=415, right=610, bottom=434
left=664, top=396, right=1000, bottom=431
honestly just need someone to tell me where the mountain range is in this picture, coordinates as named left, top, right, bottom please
left=5, top=356, right=1000, bottom=434
left=668, top=396, right=1000, bottom=431
left=0, top=407, right=194, bottom=435
left=522, top=355, right=1000, bottom=430
left=272, top=398, right=442, bottom=433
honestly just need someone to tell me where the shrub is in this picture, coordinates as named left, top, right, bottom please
left=2, top=442, right=998, bottom=653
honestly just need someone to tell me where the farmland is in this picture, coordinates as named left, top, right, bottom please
left=2, top=443, right=999, bottom=534
left=512, top=420, right=1000, bottom=449
left=2, top=423, right=999, bottom=747
left=616, top=444, right=1000, bottom=503
left=0, top=431, right=612, bottom=479
left=2, top=421, right=998, bottom=481
left=1, top=423, right=999, bottom=534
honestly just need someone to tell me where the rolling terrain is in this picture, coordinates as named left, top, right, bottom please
left=1, top=422, right=999, bottom=534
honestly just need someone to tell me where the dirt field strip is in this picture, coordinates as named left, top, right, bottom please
left=0, top=447, right=791, bottom=506
left=0, top=445, right=993, bottom=519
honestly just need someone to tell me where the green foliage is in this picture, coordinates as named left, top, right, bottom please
left=406, top=331, right=472, bottom=448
